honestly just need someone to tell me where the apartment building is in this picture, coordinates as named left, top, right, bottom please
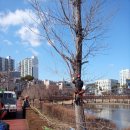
left=95, top=79, right=118, bottom=95
left=19, top=56, right=38, bottom=79
left=0, top=56, right=15, bottom=72
left=120, top=69, right=130, bottom=86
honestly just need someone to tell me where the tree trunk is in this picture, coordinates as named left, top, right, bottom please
left=75, top=104, right=86, bottom=130
left=73, top=0, right=87, bottom=129
left=74, top=0, right=83, bottom=76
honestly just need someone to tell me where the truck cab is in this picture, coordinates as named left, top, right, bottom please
left=0, top=91, right=17, bottom=115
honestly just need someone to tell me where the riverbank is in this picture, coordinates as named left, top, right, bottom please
left=28, top=102, right=117, bottom=130
left=26, top=107, right=74, bottom=130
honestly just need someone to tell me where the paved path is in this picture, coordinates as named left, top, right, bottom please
left=3, top=98, right=29, bottom=130
left=4, top=119, right=29, bottom=130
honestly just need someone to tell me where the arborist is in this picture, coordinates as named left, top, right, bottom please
left=72, top=74, right=85, bottom=104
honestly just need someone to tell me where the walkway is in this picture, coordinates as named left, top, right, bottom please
left=3, top=98, right=29, bottom=130
left=4, top=119, right=29, bottom=130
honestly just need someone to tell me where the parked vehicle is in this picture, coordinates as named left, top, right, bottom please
left=0, top=91, right=17, bottom=115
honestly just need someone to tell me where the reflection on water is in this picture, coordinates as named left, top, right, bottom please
left=85, top=104, right=130, bottom=129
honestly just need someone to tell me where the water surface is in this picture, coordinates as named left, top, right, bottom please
left=85, top=104, right=130, bottom=130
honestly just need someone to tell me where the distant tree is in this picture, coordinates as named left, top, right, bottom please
left=21, top=75, right=34, bottom=81
left=111, top=83, right=120, bottom=94
left=122, top=84, right=128, bottom=89
left=22, top=84, right=60, bottom=100
left=0, top=72, right=9, bottom=90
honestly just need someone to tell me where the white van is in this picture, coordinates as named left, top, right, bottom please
left=0, top=91, right=17, bottom=114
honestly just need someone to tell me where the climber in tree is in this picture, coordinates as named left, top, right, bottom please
left=72, top=74, right=85, bottom=104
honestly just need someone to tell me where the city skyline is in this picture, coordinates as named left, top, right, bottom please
left=0, top=0, right=129, bottom=82
left=1, top=55, right=130, bottom=83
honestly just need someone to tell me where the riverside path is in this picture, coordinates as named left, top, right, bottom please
left=3, top=98, right=29, bottom=130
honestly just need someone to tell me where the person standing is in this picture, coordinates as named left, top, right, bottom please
left=22, top=96, right=30, bottom=119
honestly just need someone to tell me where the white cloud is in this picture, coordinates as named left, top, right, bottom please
left=0, top=9, right=44, bottom=47
left=0, top=9, right=37, bottom=28
left=17, top=26, right=41, bottom=47
left=28, top=48, right=39, bottom=56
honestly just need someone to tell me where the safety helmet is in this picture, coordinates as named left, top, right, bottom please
left=77, top=74, right=80, bottom=78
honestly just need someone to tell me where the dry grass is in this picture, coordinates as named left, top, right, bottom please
left=27, top=100, right=130, bottom=130
left=42, top=103, right=75, bottom=124
left=41, top=103, right=117, bottom=130
left=26, top=108, right=50, bottom=130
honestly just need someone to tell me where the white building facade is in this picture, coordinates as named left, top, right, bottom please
left=57, top=81, right=73, bottom=90
left=95, top=79, right=118, bottom=95
left=19, top=56, right=38, bottom=79
left=43, top=80, right=56, bottom=88
left=120, top=69, right=130, bottom=86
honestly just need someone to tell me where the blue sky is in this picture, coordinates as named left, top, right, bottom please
left=0, top=0, right=129, bottom=82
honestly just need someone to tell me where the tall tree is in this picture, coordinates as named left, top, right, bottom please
left=30, top=0, right=112, bottom=129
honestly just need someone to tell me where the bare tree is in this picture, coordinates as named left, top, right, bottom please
left=0, top=72, right=13, bottom=91
left=29, top=0, right=112, bottom=129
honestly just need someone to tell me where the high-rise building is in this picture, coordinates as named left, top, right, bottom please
left=0, top=56, right=15, bottom=72
left=120, top=69, right=130, bottom=86
left=19, top=56, right=38, bottom=79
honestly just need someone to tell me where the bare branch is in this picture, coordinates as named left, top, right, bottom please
left=82, top=61, right=88, bottom=65
left=30, top=0, right=113, bottom=79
